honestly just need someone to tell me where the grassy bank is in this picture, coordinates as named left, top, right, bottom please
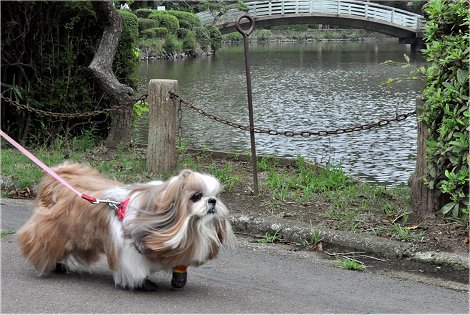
left=1, top=136, right=431, bottom=243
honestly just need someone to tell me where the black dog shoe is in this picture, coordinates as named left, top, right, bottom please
left=171, top=270, right=187, bottom=289
left=139, top=278, right=158, bottom=292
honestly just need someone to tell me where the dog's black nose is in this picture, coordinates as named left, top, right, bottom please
left=208, top=198, right=217, bottom=205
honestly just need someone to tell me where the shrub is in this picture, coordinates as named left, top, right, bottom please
left=164, top=33, right=182, bottom=54
left=135, top=8, right=155, bottom=18
left=138, top=18, right=159, bottom=32
left=224, top=31, right=243, bottom=42
left=195, top=26, right=211, bottom=51
left=166, top=10, right=202, bottom=30
left=115, top=10, right=140, bottom=88
left=176, top=27, right=190, bottom=39
left=421, top=0, right=469, bottom=222
left=153, top=27, right=168, bottom=38
left=148, top=12, right=179, bottom=33
left=256, top=29, right=272, bottom=41
left=182, top=31, right=198, bottom=56
left=140, top=28, right=156, bottom=39
left=206, top=25, right=222, bottom=51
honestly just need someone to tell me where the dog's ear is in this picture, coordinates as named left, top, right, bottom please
left=179, top=169, right=192, bottom=178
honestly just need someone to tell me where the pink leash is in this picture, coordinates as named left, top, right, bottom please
left=0, top=129, right=129, bottom=220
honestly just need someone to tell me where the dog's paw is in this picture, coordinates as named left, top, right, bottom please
left=171, top=271, right=187, bottom=289
left=139, top=278, right=158, bottom=292
left=53, top=262, right=69, bottom=274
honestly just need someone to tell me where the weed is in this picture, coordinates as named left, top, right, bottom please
left=391, top=223, right=425, bottom=240
left=310, top=229, right=322, bottom=245
left=259, top=230, right=281, bottom=244
left=337, top=257, right=365, bottom=271
left=0, top=230, right=15, bottom=237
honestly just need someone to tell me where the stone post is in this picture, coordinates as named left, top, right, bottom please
left=147, top=79, right=178, bottom=174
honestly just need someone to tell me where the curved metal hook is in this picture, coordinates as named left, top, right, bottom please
left=235, top=14, right=255, bottom=36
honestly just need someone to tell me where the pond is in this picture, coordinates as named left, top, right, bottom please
left=134, top=40, right=425, bottom=185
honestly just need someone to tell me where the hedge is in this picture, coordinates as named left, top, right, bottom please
left=421, top=0, right=469, bottom=222
left=138, top=18, right=159, bottom=32
left=148, top=12, right=179, bottom=33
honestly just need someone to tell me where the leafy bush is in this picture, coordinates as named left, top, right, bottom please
left=206, top=25, right=222, bottom=51
left=421, top=0, right=469, bottom=222
left=166, top=10, right=202, bottom=30
left=256, top=29, right=272, bottom=41
left=114, top=10, right=140, bottom=88
left=148, top=12, right=179, bottom=33
left=194, top=27, right=211, bottom=51
left=224, top=31, right=243, bottom=42
left=135, top=8, right=155, bottom=18
left=164, top=34, right=182, bottom=54
left=176, top=27, right=190, bottom=39
left=182, top=31, right=198, bottom=56
left=140, top=28, right=156, bottom=39
left=138, top=18, right=159, bottom=32
left=153, top=27, right=168, bottom=38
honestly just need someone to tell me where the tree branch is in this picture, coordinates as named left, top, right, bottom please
left=89, top=1, right=135, bottom=105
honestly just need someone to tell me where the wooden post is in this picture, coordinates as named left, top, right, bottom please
left=147, top=79, right=178, bottom=174
left=409, top=96, right=447, bottom=222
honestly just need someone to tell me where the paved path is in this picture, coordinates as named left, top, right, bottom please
left=1, top=200, right=468, bottom=313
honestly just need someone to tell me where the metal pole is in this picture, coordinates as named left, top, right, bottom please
left=235, top=14, right=259, bottom=195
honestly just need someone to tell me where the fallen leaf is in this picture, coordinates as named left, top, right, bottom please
left=317, top=242, right=323, bottom=252
left=464, top=237, right=469, bottom=245
left=407, top=225, right=420, bottom=230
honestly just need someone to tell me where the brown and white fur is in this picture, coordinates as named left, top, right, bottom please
left=17, top=162, right=235, bottom=290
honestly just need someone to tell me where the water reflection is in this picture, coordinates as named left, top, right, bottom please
left=135, top=41, right=425, bottom=185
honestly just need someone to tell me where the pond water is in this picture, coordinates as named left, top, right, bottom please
left=134, top=40, right=425, bottom=185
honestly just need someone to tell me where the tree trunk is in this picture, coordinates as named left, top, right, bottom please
left=408, top=97, right=447, bottom=222
left=89, top=1, right=135, bottom=149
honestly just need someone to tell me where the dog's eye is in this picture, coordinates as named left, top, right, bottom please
left=190, top=192, right=203, bottom=202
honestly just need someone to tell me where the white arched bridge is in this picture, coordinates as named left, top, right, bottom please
left=197, top=0, right=425, bottom=45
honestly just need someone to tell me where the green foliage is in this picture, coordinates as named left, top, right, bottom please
left=135, top=8, right=155, bottom=18
left=148, top=12, right=179, bottom=33
left=206, top=25, right=222, bottom=51
left=256, top=29, right=272, bottom=41
left=140, top=28, right=156, bottom=39
left=166, top=10, right=202, bottom=30
left=1, top=2, right=102, bottom=143
left=224, top=31, right=243, bottom=42
left=337, top=258, right=365, bottom=271
left=164, top=34, right=183, bottom=54
left=195, top=27, right=211, bottom=51
left=138, top=18, right=159, bottom=31
left=182, top=31, right=198, bottom=56
left=421, top=0, right=469, bottom=222
left=114, top=10, right=140, bottom=89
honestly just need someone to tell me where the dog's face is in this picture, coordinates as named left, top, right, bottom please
left=126, top=170, right=235, bottom=267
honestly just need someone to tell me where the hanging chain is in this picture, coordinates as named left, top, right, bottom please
left=0, top=94, right=145, bottom=119
left=169, top=91, right=416, bottom=138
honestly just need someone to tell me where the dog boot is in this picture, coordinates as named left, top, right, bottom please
left=139, top=278, right=158, bottom=292
left=171, top=265, right=187, bottom=289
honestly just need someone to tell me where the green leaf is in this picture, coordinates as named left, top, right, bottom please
left=456, top=69, right=468, bottom=84
left=441, top=202, right=455, bottom=215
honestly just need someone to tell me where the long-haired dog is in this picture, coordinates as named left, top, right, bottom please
left=17, top=162, right=235, bottom=291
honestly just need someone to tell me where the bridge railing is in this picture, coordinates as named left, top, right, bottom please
left=197, top=0, right=425, bottom=31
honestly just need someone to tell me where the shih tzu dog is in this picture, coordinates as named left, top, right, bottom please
left=17, top=162, right=235, bottom=291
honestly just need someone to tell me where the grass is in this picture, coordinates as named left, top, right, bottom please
left=259, top=231, right=281, bottom=244
left=337, top=257, right=365, bottom=271
left=1, top=135, right=417, bottom=244
left=1, top=230, right=15, bottom=238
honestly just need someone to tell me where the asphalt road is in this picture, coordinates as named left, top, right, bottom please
left=1, top=200, right=468, bottom=314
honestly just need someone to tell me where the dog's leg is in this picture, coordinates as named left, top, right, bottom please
left=171, top=265, right=187, bottom=289
left=52, top=262, right=70, bottom=274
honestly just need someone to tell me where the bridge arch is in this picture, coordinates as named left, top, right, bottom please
left=197, top=0, right=425, bottom=44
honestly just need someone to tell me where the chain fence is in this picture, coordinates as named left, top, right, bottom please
left=168, top=91, right=416, bottom=138
left=2, top=92, right=417, bottom=138
left=0, top=94, right=147, bottom=120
